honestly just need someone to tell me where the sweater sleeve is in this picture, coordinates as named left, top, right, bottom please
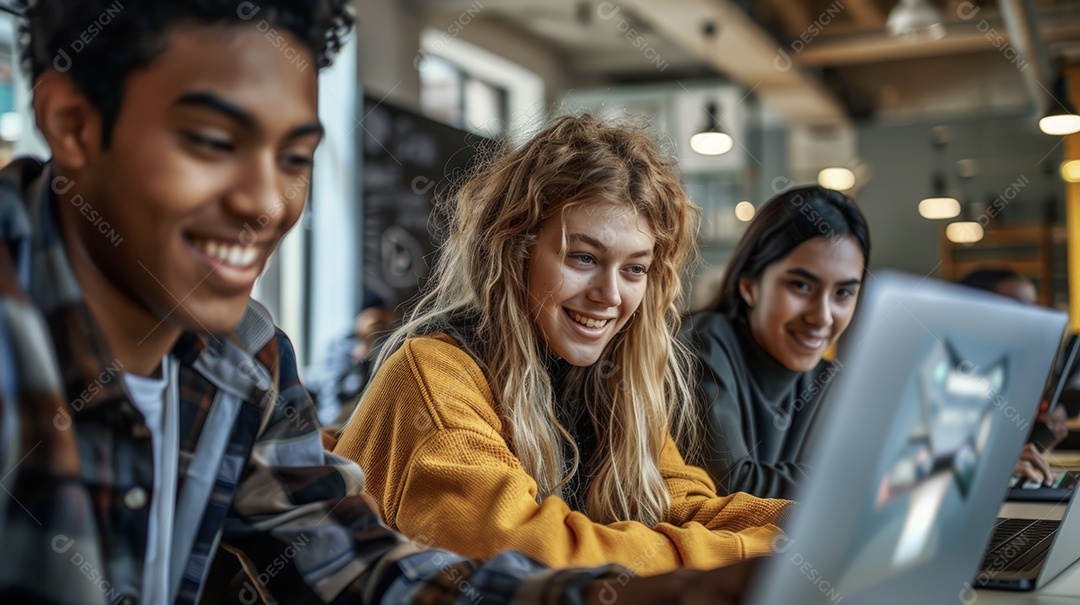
left=333, top=335, right=790, bottom=576
left=659, top=434, right=792, bottom=535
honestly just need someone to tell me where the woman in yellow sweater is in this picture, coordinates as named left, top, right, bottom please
left=333, top=114, right=791, bottom=575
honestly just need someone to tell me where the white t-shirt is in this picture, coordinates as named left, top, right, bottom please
left=123, top=355, right=180, bottom=604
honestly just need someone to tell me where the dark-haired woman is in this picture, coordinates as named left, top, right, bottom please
left=682, top=186, right=870, bottom=499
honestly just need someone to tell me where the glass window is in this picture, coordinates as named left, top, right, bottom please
left=464, top=77, right=505, bottom=138
left=419, top=55, right=464, bottom=129
left=420, top=54, right=506, bottom=138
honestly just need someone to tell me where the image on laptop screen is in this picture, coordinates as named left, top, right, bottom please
left=747, top=272, right=1066, bottom=605
left=834, top=334, right=1016, bottom=597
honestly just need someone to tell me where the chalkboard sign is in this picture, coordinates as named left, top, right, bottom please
left=361, top=96, right=486, bottom=311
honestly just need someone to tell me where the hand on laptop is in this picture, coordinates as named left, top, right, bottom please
left=1014, top=442, right=1054, bottom=485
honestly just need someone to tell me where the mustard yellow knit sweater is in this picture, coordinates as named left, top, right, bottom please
left=333, top=334, right=793, bottom=575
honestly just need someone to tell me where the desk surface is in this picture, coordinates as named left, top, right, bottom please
left=971, top=502, right=1080, bottom=603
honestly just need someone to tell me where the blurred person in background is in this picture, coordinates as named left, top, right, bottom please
left=682, top=186, right=870, bottom=499
left=959, top=267, right=1038, bottom=305
left=959, top=267, right=1073, bottom=485
left=316, top=292, right=400, bottom=426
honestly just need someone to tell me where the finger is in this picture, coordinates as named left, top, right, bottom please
left=1015, top=461, right=1043, bottom=484
left=1029, top=450, right=1053, bottom=480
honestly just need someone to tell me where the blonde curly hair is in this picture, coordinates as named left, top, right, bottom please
left=375, top=114, right=700, bottom=526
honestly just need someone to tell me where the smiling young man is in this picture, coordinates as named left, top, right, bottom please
left=0, top=2, right=769, bottom=604
left=0, top=1, right=625, bottom=603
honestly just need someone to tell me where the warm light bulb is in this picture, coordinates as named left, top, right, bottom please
left=945, top=221, right=984, bottom=244
left=735, top=201, right=756, bottom=222
left=690, top=132, right=734, bottom=156
left=818, top=167, right=856, bottom=191
left=1040, top=114, right=1080, bottom=136
left=918, top=197, right=961, bottom=219
left=1062, top=160, right=1080, bottom=183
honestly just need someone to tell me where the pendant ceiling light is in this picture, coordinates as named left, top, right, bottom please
left=886, top=0, right=945, bottom=40
left=1039, top=74, right=1080, bottom=136
left=690, top=102, right=733, bottom=156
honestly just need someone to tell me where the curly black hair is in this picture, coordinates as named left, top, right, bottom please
left=16, top=0, right=354, bottom=145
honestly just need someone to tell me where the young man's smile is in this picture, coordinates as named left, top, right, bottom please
left=185, top=233, right=268, bottom=295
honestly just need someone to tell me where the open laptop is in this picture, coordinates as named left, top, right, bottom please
left=745, top=271, right=1067, bottom=605
left=1008, top=334, right=1080, bottom=503
left=974, top=489, right=1080, bottom=590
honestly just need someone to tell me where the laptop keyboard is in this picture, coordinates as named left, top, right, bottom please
left=981, top=518, right=1060, bottom=572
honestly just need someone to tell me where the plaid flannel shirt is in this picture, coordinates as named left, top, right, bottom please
left=0, top=157, right=621, bottom=604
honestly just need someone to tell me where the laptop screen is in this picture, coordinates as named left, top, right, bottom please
left=834, top=334, right=1011, bottom=596
left=747, top=272, right=1067, bottom=605
left=1028, top=335, right=1080, bottom=450
left=1045, top=334, right=1080, bottom=414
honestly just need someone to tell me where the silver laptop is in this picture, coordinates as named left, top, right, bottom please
left=977, top=469, right=1080, bottom=589
left=746, top=271, right=1067, bottom=605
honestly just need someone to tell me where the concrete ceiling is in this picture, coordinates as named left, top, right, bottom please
left=411, top=0, right=1080, bottom=124
left=416, top=0, right=710, bottom=76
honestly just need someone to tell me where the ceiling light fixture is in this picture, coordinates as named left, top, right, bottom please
left=690, top=102, right=733, bottom=156
left=886, top=0, right=945, bottom=40
left=818, top=167, right=856, bottom=191
left=945, top=221, right=984, bottom=244
left=919, top=197, right=961, bottom=219
left=1061, top=160, right=1080, bottom=183
left=1039, top=74, right=1080, bottom=136
left=918, top=171, right=960, bottom=219
left=734, top=201, right=755, bottom=222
